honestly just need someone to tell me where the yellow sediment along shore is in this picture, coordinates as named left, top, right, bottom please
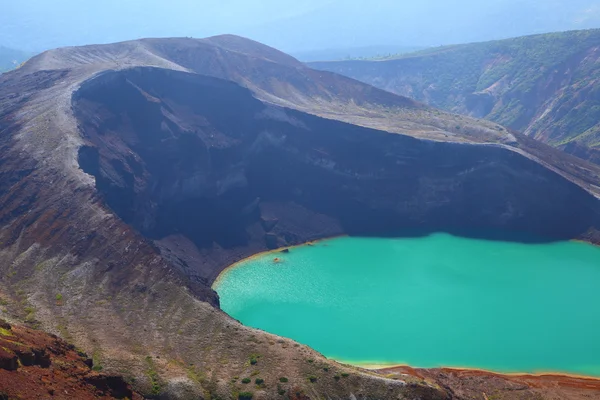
left=318, top=357, right=600, bottom=380
left=359, top=362, right=600, bottom=380
left=212, top=235, right=346, bottom=287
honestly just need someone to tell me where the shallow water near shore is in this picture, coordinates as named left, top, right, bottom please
left=213, top=233, right=600, bottom=376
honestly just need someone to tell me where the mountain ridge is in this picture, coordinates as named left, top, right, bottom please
left=309, top=28, right=600, bottom=164
left=17, top=35, right=600, bottom=201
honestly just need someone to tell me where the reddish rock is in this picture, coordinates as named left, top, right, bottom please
left=0, top=320, right=141, bottom=400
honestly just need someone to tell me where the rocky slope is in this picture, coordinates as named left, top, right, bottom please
left=310, top=29, right=600, bottom=163
left=0, top=319, right=141, bottom=399
left=0, top=35, right=600, bottom=399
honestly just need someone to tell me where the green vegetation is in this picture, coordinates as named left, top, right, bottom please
left=186, top=365, right=205, bottom=384
left=145, top=356, right=161, bottom=396
left=341, top=372, right=350, bottom=378
left=373, top=29, right=600, bottom=91
left=238, top=392, right=253, bottom=400
left=56, top=323, right=72, bottom=341
left=241, top=378, right=251, bottom=384
left=248, top=354, right=260, bottom=365
left=314, top=29, right=600, bottom=153
left=75, top=348, right=88, bottom=358
left=0, top=327, right=12, bottom=337
left=92, top=350, right=103, bottom=371
left=23, top=306, right=36, bottom=323
left=279, top=377, right=288, bottom=383
left=308, top=375, right=318, bottom=383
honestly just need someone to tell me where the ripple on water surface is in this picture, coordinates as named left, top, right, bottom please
left=213, top=233, right=600, bottom=376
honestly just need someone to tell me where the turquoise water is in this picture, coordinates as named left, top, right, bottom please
left=214, top=234, right=600, bottom=376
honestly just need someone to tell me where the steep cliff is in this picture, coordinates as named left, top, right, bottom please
left=74, top=67, right=600, bottom=285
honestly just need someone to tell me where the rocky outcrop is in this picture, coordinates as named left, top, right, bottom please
left=0, top=320, right=141, bottom=399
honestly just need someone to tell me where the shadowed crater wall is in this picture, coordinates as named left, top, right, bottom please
left=74, top=67, right=600, bottom=284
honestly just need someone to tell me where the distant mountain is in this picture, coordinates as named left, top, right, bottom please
left=0, top=46, right=31, bottom=72
left=1, top=0, right=599, bottom=53
left=291, top=45, right=425, bottom=62
left=311, top=29, right=600, bottom=164
left=245, top=0, right=600, bottom=52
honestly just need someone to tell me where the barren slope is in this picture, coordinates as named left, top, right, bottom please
left=0, top=35, right=599, bottom=399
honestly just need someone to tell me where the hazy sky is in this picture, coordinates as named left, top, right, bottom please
left=1, top=0, right=328, bottom=49
left=2, top=0, right=599, bottom=52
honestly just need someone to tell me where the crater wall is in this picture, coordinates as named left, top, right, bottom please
left=74, top=67, right=600, bottom=284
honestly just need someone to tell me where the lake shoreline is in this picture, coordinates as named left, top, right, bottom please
left=215, top=234, right=600, bottom=382
left=368, top=363, right=600, bottom=381
left=328, top=358, right=600, bottom=381
left=371, top=364, right=600, bottom=397
left=214, top=233, right=598, bottom=289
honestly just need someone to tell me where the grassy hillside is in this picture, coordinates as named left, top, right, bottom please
left=0, top=46, right=31, bottom=72
left=310, top=29, right=600, bottom=162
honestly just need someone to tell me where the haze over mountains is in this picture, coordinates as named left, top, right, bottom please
left=2, top=0, right=600, bottom=52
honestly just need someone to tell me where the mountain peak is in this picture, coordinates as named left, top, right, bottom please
left=203, top=34, right=303, bottom=67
